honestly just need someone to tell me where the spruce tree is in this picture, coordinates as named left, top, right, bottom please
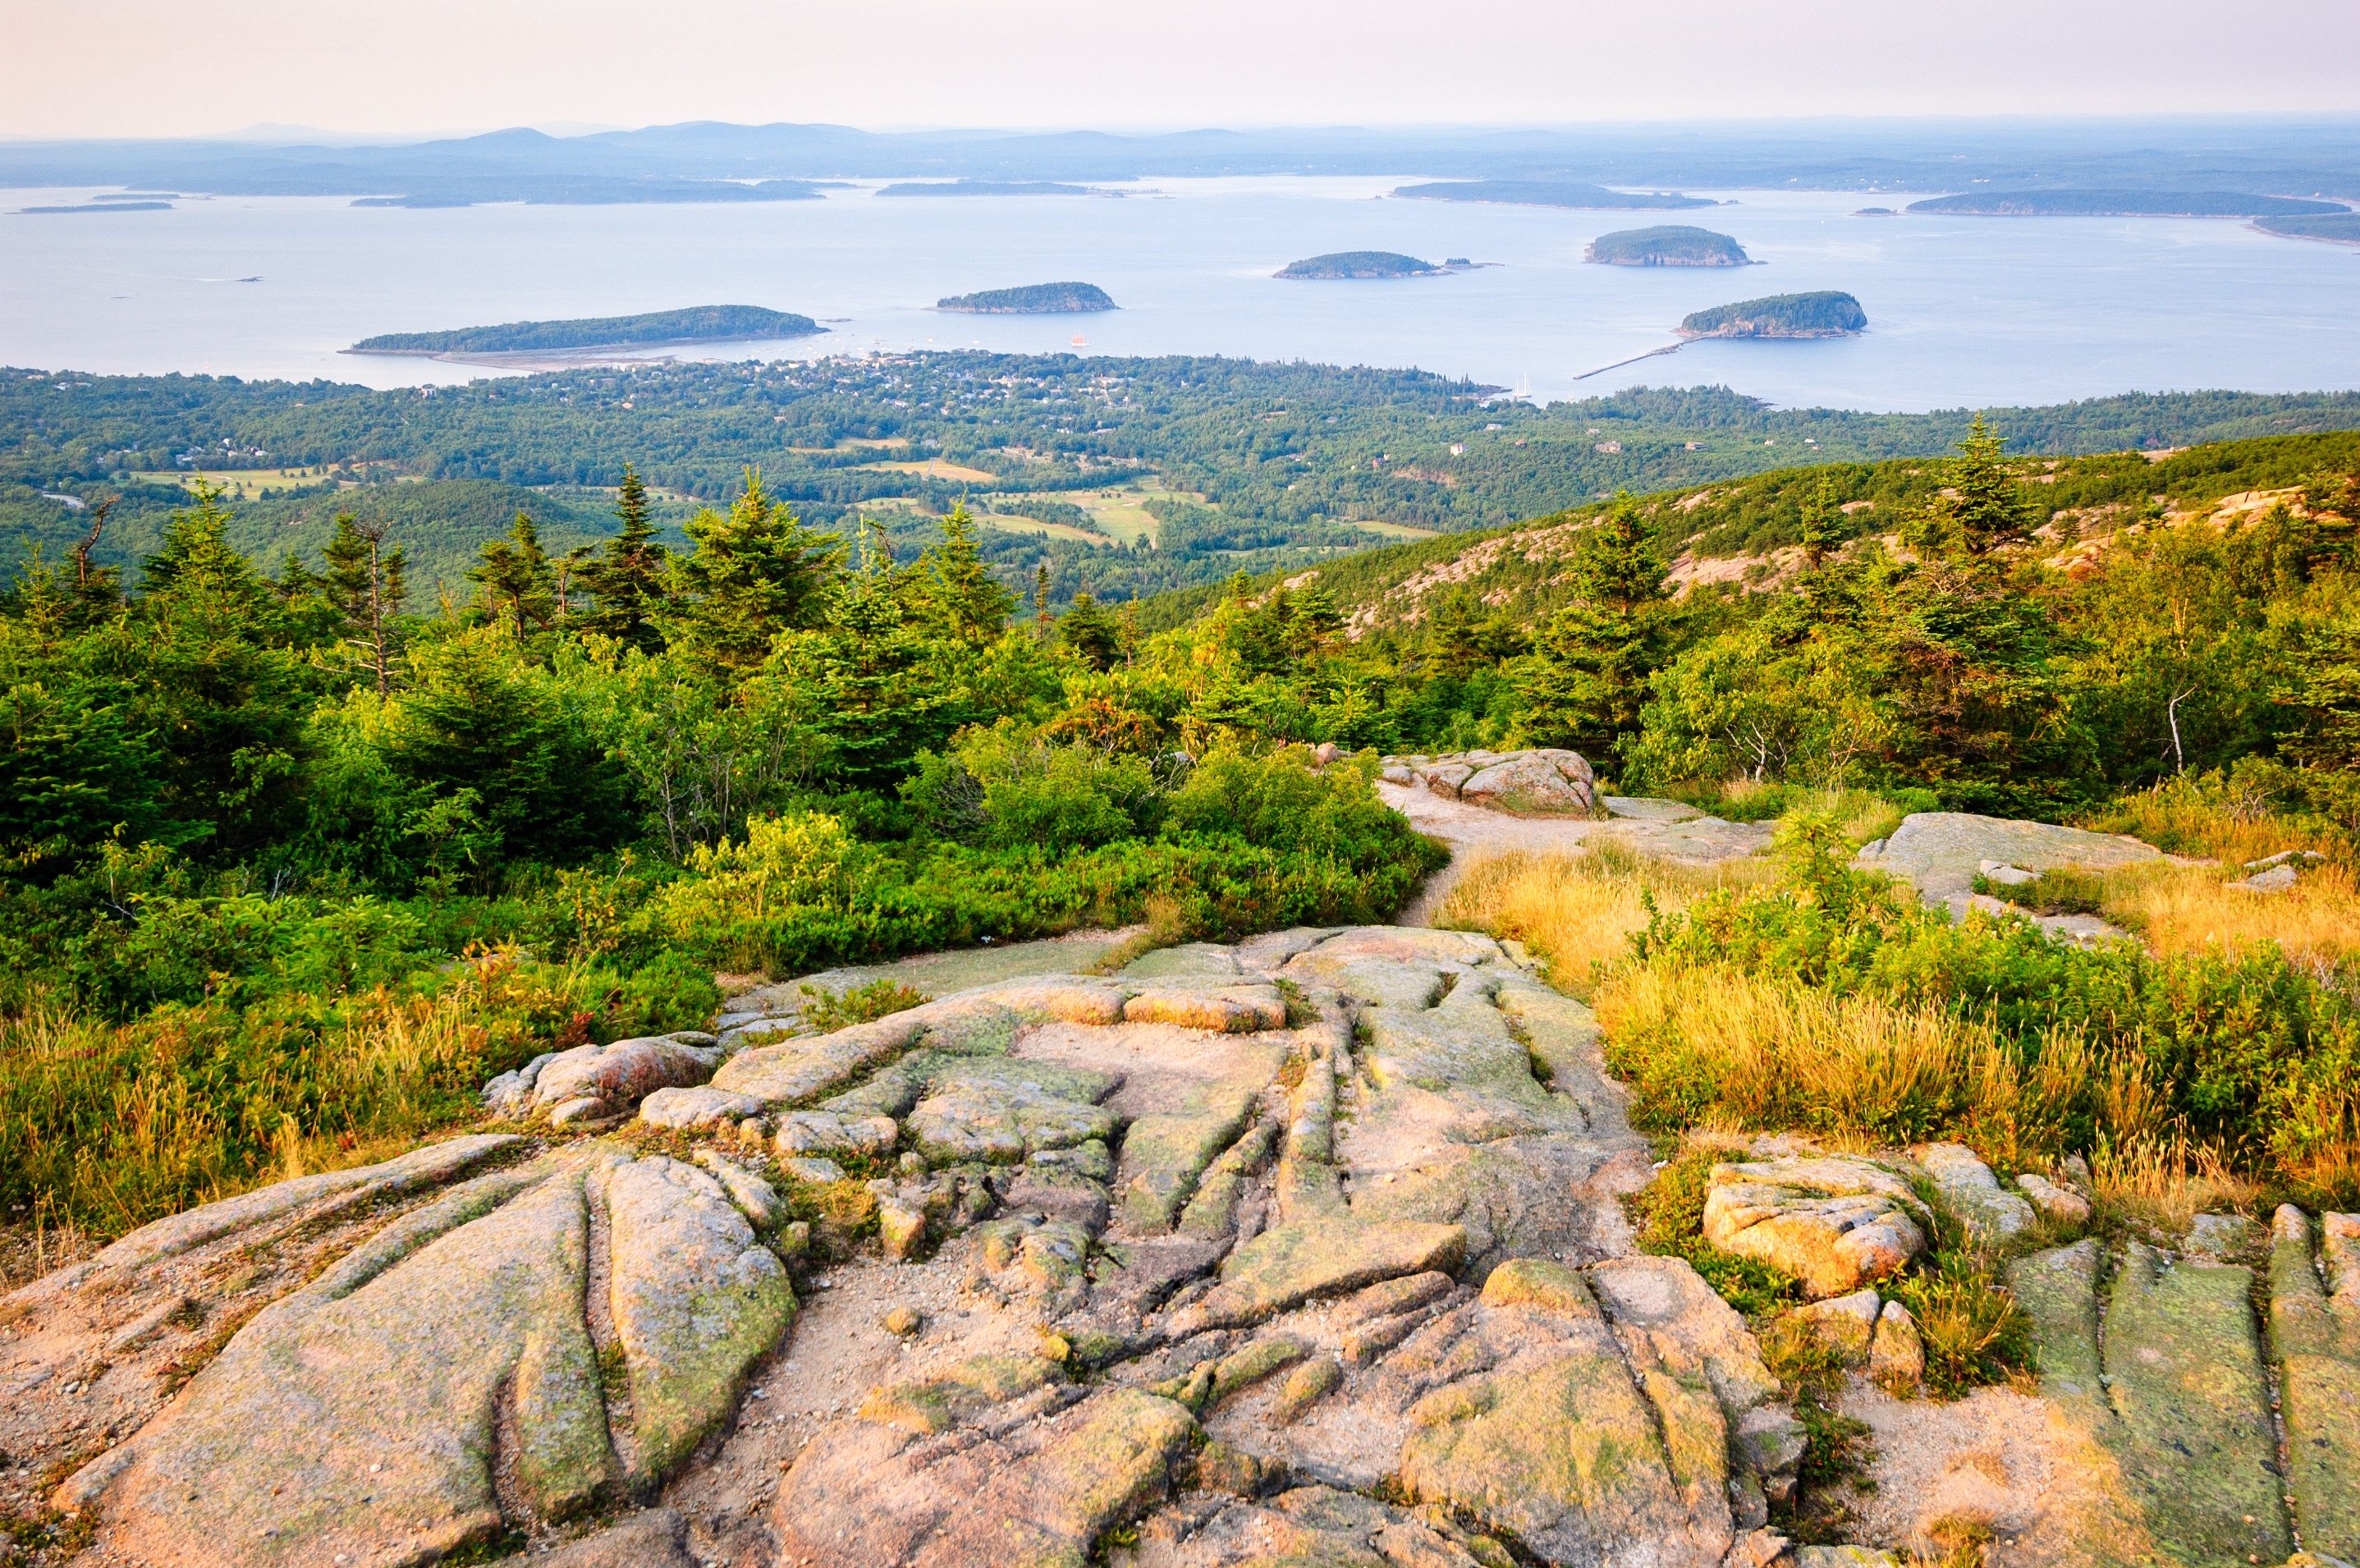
left=918, top=504, right=1017, bottom=645
left=667, top=467, right=839, bottom=673
left=1515, top=493, right=1669, bottom=758
left=1059, top=591, right=1125, bottom=671
left=469, top=511, right=556, bottom=639
left=578, top=464, right=670, bottom=652
left=323, top=513, right=407, bottom=696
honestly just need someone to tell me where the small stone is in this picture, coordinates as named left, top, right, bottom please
left=878, top=1199, right=928, bottom=1263
left=1194, top=1440, right=1267, bottom=1497
left=781, top=1157, right=847, bottom=1185
left=1869, top=1300, right=1925, bottom=1389
left=2236, top=864, right=2300, bottom=892
left=1268, top=1355, right=1342, bottom=1424
left=2016, top=1171, right=2091, bottom=1226
left=898, top=1151, right=929, bottom=1178
left=546, top=1096, right=607, bottom=1126
left=1726, top=1527, right=1792, bottom=1568
left=776, top=1220, right=811, bottom=1260
left=882, top=1306, right=923, bottom=1338
left=1977, top=860, right=2039, bottom=886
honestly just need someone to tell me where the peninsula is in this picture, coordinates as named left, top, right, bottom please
left=1395, top=179, right=1713, bottom=210
left=349, top=305, right=823, bottom=356
left=1679, top=291, right=1866, bottom=338
left=1906, top=190, right=2345, bottom=218
left=937, top=282, right=1117, bottom=314
left=878, top=180, right=1106, bottom=198
left=1584, top=226, right=1754, bottom=267
left=2258, top=211, right=2360, bottom=245
left=1275, top=250, right=1445, bottom=279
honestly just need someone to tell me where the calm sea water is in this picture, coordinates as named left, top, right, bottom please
left=3, top=177, right=2356, bottom=411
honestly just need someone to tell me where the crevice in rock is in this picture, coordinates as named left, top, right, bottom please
left=584, top=1167, right=635, bottom=1474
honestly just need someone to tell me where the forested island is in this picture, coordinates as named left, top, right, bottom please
left=349, top=305, right=823, bottom=356
left=1907, top=189, right=2347, bottom=218
left=1679, top=291, right=1866, bottom=338
left=1395, top=180, right=1712, bottom=209
left=877, top=181, right=1104, bottom=198
left=1275, top=251, right=1445, bottom=279
left=1584, top=226, right=1754, bottom=266
left=936, top=282, right=1117, bottom=314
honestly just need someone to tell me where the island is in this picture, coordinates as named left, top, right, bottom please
left=1679, top=291, right=1866, bottom=339
left=878, top=181, right=1107, bottom=198
left=1395, top=180, right=1713, bottom=210
left=1905, top=190, right=2345, bottom=218
left=19, top=200, right=172, bottom=214
left=1275, top=251, right=1446, bottom=280
left=937, top=282, right=1117, bottom=314
left=1584, top=226, right=1754, bottom=267
left=348, top=305, right=823, bottom=356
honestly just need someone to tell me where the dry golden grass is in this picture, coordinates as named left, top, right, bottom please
left=2094, top=859, right=2360, bottom=966
left=1434, top=841, right=1765, bottom=997
left=2087, top=1127, right=2262, bottom=1237
left=2083, top=781, right=2344, bottom=869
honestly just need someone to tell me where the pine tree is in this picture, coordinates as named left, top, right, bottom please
left=578, top=465, right=670, bottom=652
left=323, top=513, right=408, bottom=696
left=469, top=511, right=556, bottom=639
left=667, top=467, right=839, bottom=673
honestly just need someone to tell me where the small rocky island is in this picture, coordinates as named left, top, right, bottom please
left=1395, top=180, right=1713, bottom=210
left=1679, top=291, right=1866, bottom=339
left=937, top=282, right=1117, bottom=314
left=1276, top=251, right=1447, bottom=280
left=350, top=305, right=821, bottom=357
left=1584, top=226, right=1755, bottom=267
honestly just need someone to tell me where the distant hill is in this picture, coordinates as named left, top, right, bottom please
left=1275, top=251, right=1444, bottom=280
left=1395, top=180, right=1713, bottom=210
left=1585, top=226, right=1754, bottom=267
left=1907, top=190, right=2347, bottom=218
left=351, top=305, right=822, bottom=355
left=937, top=282, right=1117, bottom=314
left=878, top=181, right=1102, bottom=198
left=1679, top=291, right=1866, bottom=338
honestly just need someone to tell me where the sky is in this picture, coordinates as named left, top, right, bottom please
left=10, top=0, right=2360, bottom=140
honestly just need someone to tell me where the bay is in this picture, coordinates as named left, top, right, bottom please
left=2, top=176, right=2356, bottom=411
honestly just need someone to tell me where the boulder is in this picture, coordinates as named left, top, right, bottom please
left=528, top=1033, right=722, bottom=1117
left=1867, top=1300, right=1924, bottom=1388
left=1380, top=748, right=1597, bottom=814
left=1910, top=1143, right=2034, bottom=1240
left=2015, top=1171, right=2090, bottom=1225
left=1702, top=1155, right=1927, bottom=1297
left=1781, top=1287, right=1881, bottom=1364
left=1857, top=812, right=2161, bottom=916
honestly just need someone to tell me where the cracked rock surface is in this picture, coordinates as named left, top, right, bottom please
left=7, top=925, right=1800, bottom=1568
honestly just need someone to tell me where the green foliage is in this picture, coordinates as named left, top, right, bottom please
left=667, top=469, right=839, bottom=672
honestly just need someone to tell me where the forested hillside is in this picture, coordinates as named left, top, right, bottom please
left=10, top=356, right=2360, bottom=606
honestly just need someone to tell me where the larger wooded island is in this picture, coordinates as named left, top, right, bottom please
left=937, top=282, right=1117, bottom=314
left=1679, top=291, right=1866, bottom=338
left=1585, top=226, right=1755, bottom=266
left=1906, top=189, right=2346, bottom=218
left=1275, top=251, right=1446, bottom=279
left=1395, top=179, right=1714, bottom=209
left=350, top=305, right=823, bottom=355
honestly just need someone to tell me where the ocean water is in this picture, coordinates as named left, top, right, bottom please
left=2, top=176, right=2356, bottom=411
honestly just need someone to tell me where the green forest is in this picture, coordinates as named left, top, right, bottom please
left=11, top=407, right=2360, bottom=1237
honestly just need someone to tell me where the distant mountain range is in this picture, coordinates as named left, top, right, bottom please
left=4, top=118, right=2358, bottom=208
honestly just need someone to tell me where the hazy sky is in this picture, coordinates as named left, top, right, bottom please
left=11, top=0, right=2360, bottom=140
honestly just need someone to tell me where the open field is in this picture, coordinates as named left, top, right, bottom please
left=1352, top=519, right=1442, bottom=539
left=132, top=466, right=335, bottom=499
left=856, top=457, right=1000, bottom=483
left=974, top=512, right=1109, bottom=545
